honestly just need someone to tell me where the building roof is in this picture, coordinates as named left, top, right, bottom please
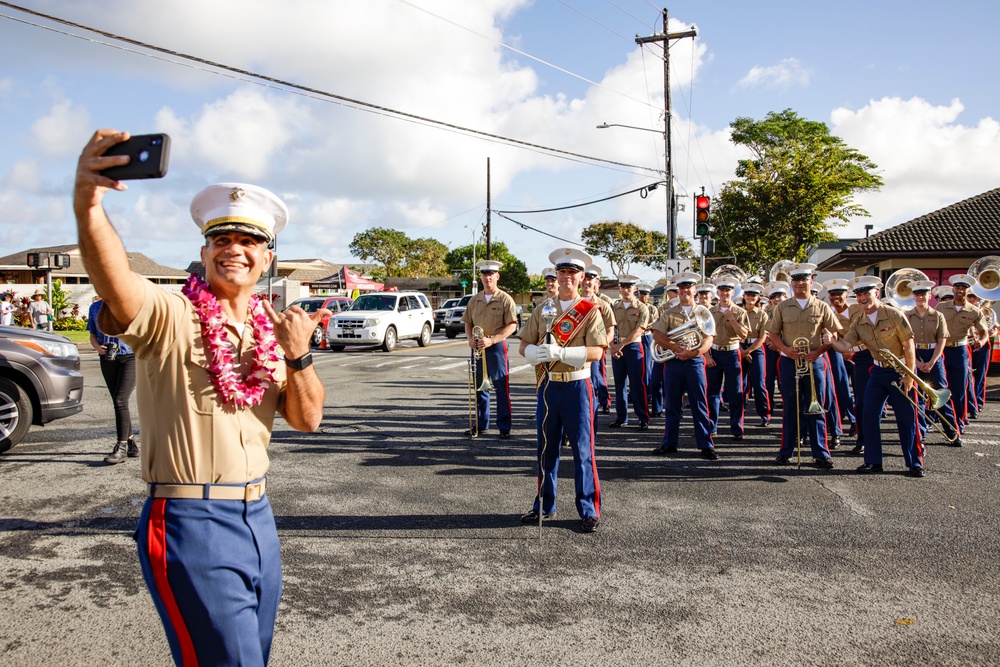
left=0, top=245, right=187, bottom=277
left=383, top=276, right=461, bottom=292
left=818, top=187, right=1000, bottom=271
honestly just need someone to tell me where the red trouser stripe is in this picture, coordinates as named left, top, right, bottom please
left=147, top=499, right=199, bottom=667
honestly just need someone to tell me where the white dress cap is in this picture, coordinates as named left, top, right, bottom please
left=823, top=278, right=852, bottom=293
left=476, top=260, right=504, bottom=273
left=673, top=271, right=702, bottom=287
left=713, top=276, right=739, bottom=290
left=765, top=281, right=789, bottom=297
left=542, top=267, right=557, bottom=279
left=617, top=274, right=640, bottom=286
left=548, top=248, right=593, bottom=272
left=949, top=273, right=975, bottom=287
left=584, top=264, right=603, bottom=278
left=789, top=262, right=818, bottom=279
left=636, top=282, right=653, bottom=293
left=934, top=285, right=954, bottom=299
left=909, top=280, right=936, bottom=293
left=696, top=283, right=717, bottom=296
left=191, top=183, right=288, bottom=242
left=852, top=275, right=883, bottom=292
left=741, top=282, right=763, bottom=295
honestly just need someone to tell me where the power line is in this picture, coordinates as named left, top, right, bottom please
left=493, top=212, right=588, bottom=248
left=0, top=2, right=660, bottom=175
left=494, top=181, right=664, bottom=214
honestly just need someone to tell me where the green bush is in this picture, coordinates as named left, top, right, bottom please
left=54, top=317, right=87, bottom=331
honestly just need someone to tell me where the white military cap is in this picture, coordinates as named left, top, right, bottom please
left=476, top=260, right=504, bottom=274
left=191, top=183, right=288, bottom=242
left=542, top=267, right=557, bottom=279
left=810, top=284, right=821, bottom=295
left=934, top=285, right=954, bottom=299
left=910, top=280, right=936, bottom=293
left=584, top=264, right=603, bottom=278
left=852, top=276, right=883, bottom=292
left=696, top=283, right=717, bottom=295
left=789, top=263, right=818, bottom=279
left=713, top=276, right=739, bottom=290
left=617, top=274, right=641, bottom=286
left=673, top=271, right=701, bottom=287
left=741, top=282, right=764, bottom=295
left=823, top=278, right=852, bottom=293
left=548, top=248, right=592, bottom=272
left=765, top=281, right=789, bottom=297
left=636, top=282, right=654, bottom=293
left=949, top=273, right=975, bottom=287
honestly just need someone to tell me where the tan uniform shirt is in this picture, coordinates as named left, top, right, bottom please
left=612, top=301, right=649, bottom=340
left=765, top=296, right=842, bottom=350
left=643, top=304, right=660, bottom=331
left=597, top=292, right=615, bottom=306
left=101, top=278, right=287, bottom=485
left=744, top=307, right=770, bottom=343
left=710, top=304, right=750, bottom=347
left=935, top=301, right=987, bottom=344
left=462, top=289, right=517, bottom=336
left=651, top=304, right=715, bottom=354
left=586, top=296, right=617, bottom=332
left=905, top=307, right=949, bottom=346
left=843, top=305, right=914, bottom=359
left=832, top=303, right=862, bottom=330
left=519, top=297, right=607, bottom=373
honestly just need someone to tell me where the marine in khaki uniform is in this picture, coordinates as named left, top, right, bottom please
left=519, top=248, right=608, bottom=533
left=821, top=278, right=858, bottom=447
left=765, top=264, right=841, bottom=468
left=535, top=266, right=557, bottom=306
left=739, top=282, right=771, bottom=427
left=608, top=276, right=651, bottom=429
left=582, top=264, right=616, bottom=416
left=905, top=280, right=961, bottom=445
left=935, top=273, right=989, bottom=431
left=763, top=281, right=789, bottom=408
left=462, top=260, right=519, bottom=438
left=828, top=276, right=923, bottom=476
left=636, top=283, right=661, bottom=416
left=706, top=276, right=750, bottom=439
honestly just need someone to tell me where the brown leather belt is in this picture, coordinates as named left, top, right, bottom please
left=149, top=478, right=266, bottom=502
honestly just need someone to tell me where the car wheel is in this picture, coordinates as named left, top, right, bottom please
left=445, top=329, right=457, bottom=339
left=310, top=326, right=323, bottom=347
left=0, top=377, right=33, bottom=454
left=381, top=326, right=397, bottom=352
left=329, top=345, right=345, bottom=352
left=417, top=323, right=432, bottom=347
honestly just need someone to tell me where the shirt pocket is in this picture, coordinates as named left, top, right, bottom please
left=186, top=338, right=218, bottom=415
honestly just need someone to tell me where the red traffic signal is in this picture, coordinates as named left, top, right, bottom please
left=694, top=195, right=711, bottom=236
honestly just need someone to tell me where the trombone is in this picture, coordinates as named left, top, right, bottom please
left=467, top=326, right=493, bottom=438
left=792, top=336, right=825, bottom=467
left=472, top=326, right=494, bottom=392
left=877, top=348, right=959, bottom=443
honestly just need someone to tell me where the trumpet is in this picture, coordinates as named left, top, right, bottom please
left=792, top=337, right=825, bottom=468
left=652, top=305, right=716, bottom=362
left=877, top=348, right=959, bottom=443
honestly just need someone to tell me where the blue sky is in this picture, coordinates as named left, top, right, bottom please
left=1, top=0, right=998, bottom=285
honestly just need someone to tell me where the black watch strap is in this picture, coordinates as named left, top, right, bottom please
left=284, top=352, right=314, bottom=370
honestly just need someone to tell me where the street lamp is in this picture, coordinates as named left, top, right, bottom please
left=463, top=225, right=479, bottom=295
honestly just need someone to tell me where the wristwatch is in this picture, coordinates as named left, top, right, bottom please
left=284, top=352, right=313, bottom=371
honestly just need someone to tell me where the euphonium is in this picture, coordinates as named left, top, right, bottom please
left=884, top=268, right=928, bottom=309
left=768, top=260, right=797, bottom=284
left=969, top=255, right=1000, bottom=300
left=652, top=304, right=716, bottom=362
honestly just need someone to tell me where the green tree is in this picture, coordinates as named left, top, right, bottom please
left=402, top=237, right=449, bottom=278
left=711, top=109, right=883, bottom=274
left=349, top=227, right=411, bottom=278
left=581, top=221, right=694, bottom=275
left=445, top=241, right=530, bottom=294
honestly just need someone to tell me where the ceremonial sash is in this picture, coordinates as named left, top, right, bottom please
left=535, top=299, right=599, bottom=389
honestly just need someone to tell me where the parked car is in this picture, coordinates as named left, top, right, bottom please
left=327, top=292, right=434, bottom=352
left=433, top=298, right=462, bottom=333
left=285, top=296, right=354, bottom=347
left=444, top=296, right=523, bottom=339
left=0, top=326, right=84, bottom=453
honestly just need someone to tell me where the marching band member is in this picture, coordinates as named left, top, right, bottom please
left=965, top=291, right=993, bottom=417
left=665, top=283, right=679, bottom=309
left=581, top=266, right=616, bottom=424
left=706, top=276, right=750, bottom=439
left=822, top=279, right=859, bottom=448
left=935, top=285, right=954, bottom=302
left=462, top=260, right=518, bottom=439
left=536, top=267, right=558, bottom=304
left=906, top=280, right=962, bottom=445
left=650, top=272, right=719, bottom=460
left=740, top=282, right=771, bottom=428
left=519, top=248, right=607, bottom=533
left=936, top=274, right=989, bottom=432
left=765, top=264, right=840, bottom=469
left=608, top=275, right=651, bottom=430
left=763, top=281, right=789, bottom=410
left=696, top=283, right=716, bottom=308
left=636, top=283, right=662, bottom=417
left=826, top=276, right=924, bottom=477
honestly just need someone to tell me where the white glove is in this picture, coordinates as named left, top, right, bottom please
left=523, top=344, right=541, bottom=365
left=560, top=346, right=588, bottom=369
left=535, top=344, right=562, bottom=363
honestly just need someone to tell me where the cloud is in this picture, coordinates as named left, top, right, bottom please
left=738, top=58, right=812, bottom=90
left=31, top=99, right=91, bottom=156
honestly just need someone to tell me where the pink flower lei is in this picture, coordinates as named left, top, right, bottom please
left=182, top=273, right=279, bottom=408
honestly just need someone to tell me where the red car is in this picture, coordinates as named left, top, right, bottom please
left=286, top=296, right=354, bottom=347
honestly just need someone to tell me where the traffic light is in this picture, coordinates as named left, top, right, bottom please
left=694, top=195, right=711, bottom=237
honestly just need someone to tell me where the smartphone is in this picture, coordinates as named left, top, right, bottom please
left=100, top=133, right=171, bottom=180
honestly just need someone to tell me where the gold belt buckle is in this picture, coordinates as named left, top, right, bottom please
left=244, top=481, right=264, bottom=502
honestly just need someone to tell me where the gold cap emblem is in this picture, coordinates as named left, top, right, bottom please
left=229, top=187, right=246, bottom=202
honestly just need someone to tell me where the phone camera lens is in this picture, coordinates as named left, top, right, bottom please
left=138, top=150, right=150, bottom=163
left=151, top=138, right=162, bottom=146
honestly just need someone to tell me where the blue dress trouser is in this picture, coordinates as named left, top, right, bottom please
left=971, top=343, right=989, bottom=413
left=137, top=493, right=282, bottom=667
left=915, top=348, right=960, bottom=440
left=474, top=341, right=512, bottom=431
left=943, top=346, right=970, bottom=432
left=649, top=359, right=665, bottom=415
left=707, top=348, right=744, bottom=436
left=661, top=356, right=714, bottom=450
left=741, top=345, right=770, bottom=420
left=764, top=345, right=781, bottom=408
left=862, top=366, right=923, bottom=469
left=777, top=354, right=832, bottom=460
left=852, top=349, right=874, bottom=445
left=532, top=378, right=600, bottom=519
left=611, top=341, right=650, bottom=425
left=827, top=348, right=856, bottom=431
left=591, top=352, right=610, bottom=410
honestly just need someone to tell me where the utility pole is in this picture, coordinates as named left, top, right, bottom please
left=636, top=9, right=696, bottom=263
left=485, top=158, right=492, bottom=260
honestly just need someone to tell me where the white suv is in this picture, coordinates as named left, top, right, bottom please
left=327, top=292, right=434, bottom=352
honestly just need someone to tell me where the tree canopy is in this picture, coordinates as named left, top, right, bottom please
left=711, top=109, right=883, bottom=276
left=348, top=227, right=449, bottom=279
left=445, top=241, right=530, bottom=294
left=581, top=221, right=695, bottom=276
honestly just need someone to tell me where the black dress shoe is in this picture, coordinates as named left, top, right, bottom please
left=856, top=463, right=883, bottom=473
left=561, top=435, right=569, bottom=448
left=732, top=434, right=743, bottom=441
left=773, top=455, right=790, bottom=466
left=701, top=448, right=719, bottom=460
left=815, top=457, right=834, bottom=470
left=499, top=430, right=511, bottom=439
left=907, top=467, right=925, bottom=478
left=464, top=427, right=479, bottom=437
left=581, top=516, right=600, bottom=533
left=637, top=423, right=649, bottom=432
left=520, top=510, right=554, bottom=523
left=830, top=436, right=841, bottom=451
left=651, top=445, right=676, bottom=455
left=849, top=444, right=864, bottom=456
left=608, top=420, right=626, bottom=428
left=758, top=418, right=769, bottom=428
left=651, top=411, right=664, bottom=418
left=847, top=422, right=857, bottom=438
left=600, top=406, right=610, bottom=414
left=951, top=438, right=964, bottom=447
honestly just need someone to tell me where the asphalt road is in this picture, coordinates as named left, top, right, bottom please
left=2, top=333, right=999, bottom=666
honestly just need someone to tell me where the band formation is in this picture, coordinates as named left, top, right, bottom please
left=462, top=254, right=998, bottom=536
